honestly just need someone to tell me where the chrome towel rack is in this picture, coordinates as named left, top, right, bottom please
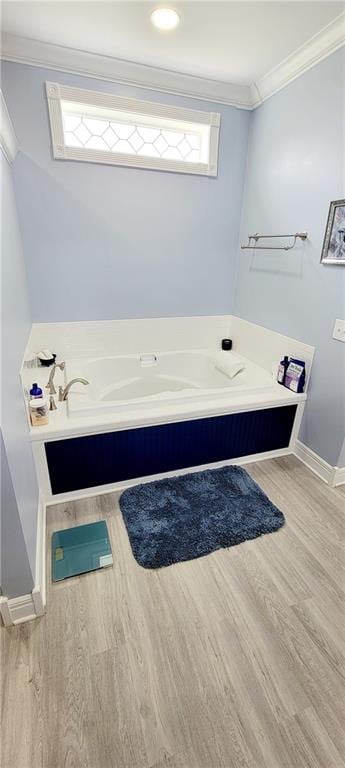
left=241, top=232, right=308, bottom=251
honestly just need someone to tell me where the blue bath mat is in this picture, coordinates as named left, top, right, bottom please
left=119, top=465, right=285, bottom=569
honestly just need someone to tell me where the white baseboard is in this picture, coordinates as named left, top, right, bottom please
left=0, top=593, right=38, bottom=625
left=294, top=440, right=345, bottom=487
left=34, top=495, right=47, bottom=615
left=333, top=466, right=345, bottom=487
left=0, top=498, right=46, bottom=627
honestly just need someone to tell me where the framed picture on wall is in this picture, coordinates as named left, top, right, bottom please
left=321, top=199, right=345, bottom=264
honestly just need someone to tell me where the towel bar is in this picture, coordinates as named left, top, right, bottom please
left=241, top=232, right=307, bottom=251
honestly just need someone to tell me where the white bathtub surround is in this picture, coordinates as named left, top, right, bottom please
left=25, top=313, right=314, bottom=379
left=229, top=316, right=314, bottom=386
left=26, top=315, right=232, bottom=361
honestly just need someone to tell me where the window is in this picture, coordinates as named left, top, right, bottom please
left=46, top=82, right=220, bottom=176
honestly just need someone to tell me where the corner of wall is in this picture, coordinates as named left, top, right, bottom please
left=1, top=91, right=40, bottom=604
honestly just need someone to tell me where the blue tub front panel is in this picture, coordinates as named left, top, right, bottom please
left=45, top=405, right=297, bottom=495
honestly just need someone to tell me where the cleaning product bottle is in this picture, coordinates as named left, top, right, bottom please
left=284, top=359, right=306, bottom=393
left=29, top=383, right=49, bottom=426
left=277, top=356, right=289, bottom=385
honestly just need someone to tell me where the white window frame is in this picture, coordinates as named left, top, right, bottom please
left=46, top=81, right=220, bottom=177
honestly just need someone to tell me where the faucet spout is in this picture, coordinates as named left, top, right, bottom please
left=58, top=378, right=89, bottom=402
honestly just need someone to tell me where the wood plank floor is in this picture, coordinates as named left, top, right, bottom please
left=1, top=456, right=345, bottom=768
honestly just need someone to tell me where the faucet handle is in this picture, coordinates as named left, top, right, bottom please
left=58, top=385, right=64, bottom=402
left=49, top=395, right=57, bottom=411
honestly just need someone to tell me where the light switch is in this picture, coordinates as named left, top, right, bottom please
left=333, top=318, right=345, bottom=342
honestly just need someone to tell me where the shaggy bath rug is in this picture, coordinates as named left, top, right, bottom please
left=119, top=465, right=285, bottom=569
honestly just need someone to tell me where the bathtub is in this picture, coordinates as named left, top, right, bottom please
left=64, top=349, right=277, bottom=418
left=25, top=320, right=312, bottom=500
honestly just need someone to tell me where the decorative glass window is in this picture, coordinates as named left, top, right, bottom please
left=46, top=82, right=220, bottom=176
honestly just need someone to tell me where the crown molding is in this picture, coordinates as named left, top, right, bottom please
left=1, top=13, right=344, bottom=113
left=251, top=11, right=345, bottom=107
left=0, top=33, right=253, bottom=110
left=0, top=89, right=18, bottom=162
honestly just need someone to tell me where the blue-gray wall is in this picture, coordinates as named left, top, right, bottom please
left=1, top=62, right=250, bottom=322
left=234, top=48, right=345, bottom=466
left=1, top=431, right=34, bottom=599
left=1, top=147, right=39, bottom=587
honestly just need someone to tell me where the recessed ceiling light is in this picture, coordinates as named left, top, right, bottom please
left=151, top=8, right=180, bottom=31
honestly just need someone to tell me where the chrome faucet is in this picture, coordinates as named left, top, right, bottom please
left=46, top=361, right=65, bottom=395
left=58, top=378, right=89, bottom=401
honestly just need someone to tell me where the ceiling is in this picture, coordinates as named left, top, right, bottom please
left=1, top=1, right=344, bottom=85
